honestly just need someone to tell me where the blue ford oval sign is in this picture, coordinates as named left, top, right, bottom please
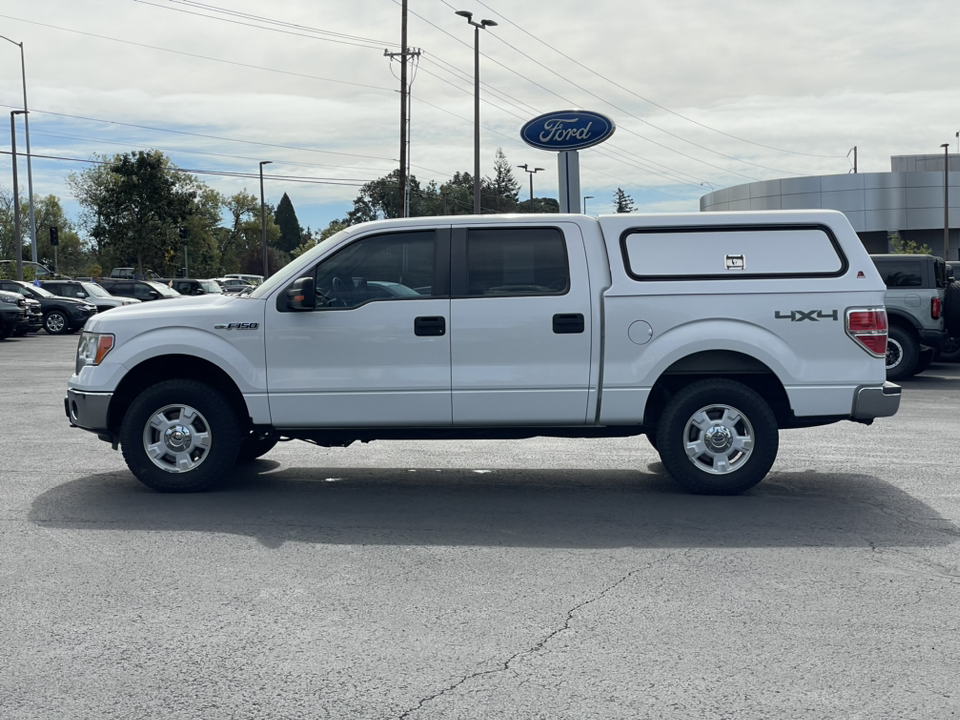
left=520, top=110, right=616, bottom=152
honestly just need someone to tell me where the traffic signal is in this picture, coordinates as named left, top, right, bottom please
left=50, top=226, right=59, bottom=246
left=179, top=227, right=189, bottom=240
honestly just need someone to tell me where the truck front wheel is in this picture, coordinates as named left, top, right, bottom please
left=120, top=380, right=242, bottom=492
left=656, top=379, right=779, bottom=495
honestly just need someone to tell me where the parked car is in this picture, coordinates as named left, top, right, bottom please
left=214, top=277, right=254, bottom=294
left=13, top=296, right=43, bottom=336
left=0, top=289, right=27, bottom=340
left=224, top=273, right=263, bottom=286
left=96, top=278, right=182, bottom=302
left=869, top=254, right=960, bottom=378
left=109, top=267, right=162, bottom=280
left=40, top=279, right=142, bottom=313
left=0, top=259, right=60, bottom=280
left=164, top=278, right=223, bottom=296
left=0, top=279, right=97, bottom=334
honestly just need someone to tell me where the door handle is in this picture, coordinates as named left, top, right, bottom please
left=415, top=316, right=446, bottom=336
left=553, top=313, right=584, bottom=334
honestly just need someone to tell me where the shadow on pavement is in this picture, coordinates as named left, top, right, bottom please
left=28, top=460, right=959, bottom=550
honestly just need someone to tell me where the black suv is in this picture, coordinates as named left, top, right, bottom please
left=96, top=278, right=182, bottom=302
left=0, top=289, right=27, bottom=340
left=870, top=254, right=960, bottom=378
left=0, top=279, right=98, bottom=335
left=41, top=279, right=141, bottom=313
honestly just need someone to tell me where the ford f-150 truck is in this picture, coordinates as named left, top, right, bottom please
left=66, top=210, right=900, bottom=495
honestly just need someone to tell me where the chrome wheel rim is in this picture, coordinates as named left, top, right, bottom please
left=683, top=403, right=755, bottom=475
left=142, top=403, right=212, bottom=473
left=46, top=313, right=66, bottom=333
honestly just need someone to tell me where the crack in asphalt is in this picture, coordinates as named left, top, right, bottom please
left=395, top=560, right=658, bottom=719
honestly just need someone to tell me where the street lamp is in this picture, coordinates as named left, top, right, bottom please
left=259, top=161, right=272, bottom=278
left=517, top=164, right=544, bottom=212
left=9, top=110, right=26, bottom=281
left=456, top=10, right=497, bottom=214
left=0, top=36, right=37, bottom=265
left=583, top=196, right=594, bottom=214
left=942, top=143, right=951, bottom=261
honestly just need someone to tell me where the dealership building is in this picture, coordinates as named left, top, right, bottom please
left=700, top=153, right=960, bottom=260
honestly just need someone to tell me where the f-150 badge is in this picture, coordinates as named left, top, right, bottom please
left=775, top=310, right=839, bottom=322
left=214, top=322, right=259, bottom=330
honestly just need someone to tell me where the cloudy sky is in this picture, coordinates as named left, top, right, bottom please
left=1, top=0, right=958, bottom=233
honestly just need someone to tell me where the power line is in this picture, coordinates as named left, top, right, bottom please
left=469, top=0, right=846, bottom=160
left=0, top=104, right=401, bottom=163
left=0, top=14, right=396, bottom=93
left=0, top=149, right=369, bottom=186
left=132, top=0, right=397, bottom=51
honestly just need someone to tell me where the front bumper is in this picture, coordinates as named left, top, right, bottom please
left=852, top=381, right=901, bottom=420
left=65, top=388, right=112, bottom=432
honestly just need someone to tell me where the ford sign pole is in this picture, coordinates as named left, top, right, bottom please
left=520, top=111, right=615, bottom=215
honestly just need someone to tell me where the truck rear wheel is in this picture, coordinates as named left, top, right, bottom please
left=120, top=380, right=242, bottom=492
left=656, top=379, right=778, bottom=495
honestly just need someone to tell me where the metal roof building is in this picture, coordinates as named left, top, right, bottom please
left=700, top=154, right=960, bottom=260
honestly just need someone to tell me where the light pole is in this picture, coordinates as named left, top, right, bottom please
left=942, top=143, right=951, bottom=261
left=583, top=196, right=594, bottom=214
left=456, top=10, right=496, bottom=214
left=9, top=110, right=26, bottom=281
left=259, top=161, right=272, bottom=278
left=517, top=164, right=544, bottom=212
left=1, top=36, right=37, bottom=265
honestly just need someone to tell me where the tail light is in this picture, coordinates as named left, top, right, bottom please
left=932, top=296, right=942, bottom=319
left=846, top=308, right=887, bottom=357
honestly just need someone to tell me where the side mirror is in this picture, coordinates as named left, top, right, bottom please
left=286, top=276, right=316, bottom=310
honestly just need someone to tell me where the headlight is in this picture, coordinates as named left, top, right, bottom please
left=76, top=332, right=114, bottom=374
left=0, top=294, right=17, bottom=304
left=82, top=304, right=97, bottom=312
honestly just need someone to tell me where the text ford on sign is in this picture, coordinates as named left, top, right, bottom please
left=520, top=110, right=616, bottom=151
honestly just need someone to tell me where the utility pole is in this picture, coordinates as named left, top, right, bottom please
left=385, top=0, right=420, bottom=218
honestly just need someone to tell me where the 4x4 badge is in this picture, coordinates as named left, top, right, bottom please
left=775, top=310, right=838, bottom=322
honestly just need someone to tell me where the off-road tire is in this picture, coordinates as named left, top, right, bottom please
left=944, top=281, right=960, bottom=337
left=886, top=325, right=919, bottom=381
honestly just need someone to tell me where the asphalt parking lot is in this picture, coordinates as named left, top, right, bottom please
left=1, top=332, right=958, bottom=719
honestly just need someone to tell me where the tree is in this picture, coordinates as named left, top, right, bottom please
left=483, top=148, right=520, bottom=213
left=889, top=231, right=931, bottom=255
left=274, top=193, right=302, bottom=255
left=67, top=150, right=199, bottom=276
left=221, top=190, right=280, bottom=275
left=614, top=188, right=635, bottom=213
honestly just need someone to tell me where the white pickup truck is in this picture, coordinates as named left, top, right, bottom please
left=66, top=210, right=900, bottom=495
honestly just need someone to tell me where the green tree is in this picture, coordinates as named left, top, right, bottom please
left=889, top=231, right=932, bottom=255
left=483, top=148, right=520, bottom=213
left=221, top=190, right=281, bottom=275
left=274, top=193, right=302, bottom=255
left=67, top=150, right=199, bottom=277
left=614, top=188, right=635, bottom=213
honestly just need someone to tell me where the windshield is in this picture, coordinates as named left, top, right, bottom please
left=81, top=282, right=110, bottom=298
left=26, top=284, right=55, bottom=298
left=199, top=280, right=223, bottom=294
left=145, top=281, right=181, bottom=297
